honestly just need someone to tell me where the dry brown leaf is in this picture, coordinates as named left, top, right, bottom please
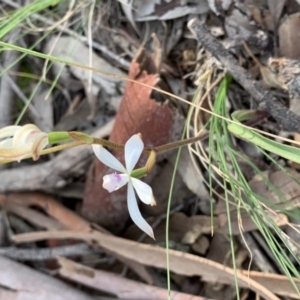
left=248, top=4, right=274, bottom=31
left=4, top=204, right=64, bottom=231
left=268, top=57, right=300, bottom=90
left=12, top=230, right=283, bottom=300
left=191, top=235, right=210, bottom=255
left=240, top=270, right=300, bottom=299
left=181, top=215, right=212, bottom=244
left=0, top=193, right=91, bottom=232
left=267, top=0, right=286, bottom=26
left=58, top=257, right=208, bottom=300
left=141, top=162, right=189, bottom=217
left=0, top=193, right=154, bottom=284
left=125, top=212, right=212, bottom=245
left=243, top=42, right=285, bottom=90
left=83, top=48, right=183, bottom=229
left=121, top=0, right=209, bottom=21
left=215, top=168, right=300, bottom=234
left=279, top=13, right=300, bottom=58
left=169, top=148, right=210, bottom=201
left=30, top=84, right=53, bottom=132
left=216, top=206, right=288, bottom=235
left=268, top=57, right=300, bottom=118
left=250, top=169, right=300, bottom=209
left=44, top=35, right=125, bottom=119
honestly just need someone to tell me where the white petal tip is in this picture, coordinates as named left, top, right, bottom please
left=150, top=197, right=156, bottom=206
left=143, top=225, right=155, bottom=240
left=150, top=230, right=155, bottom=240
left=139, top=223, right=155, bottom=240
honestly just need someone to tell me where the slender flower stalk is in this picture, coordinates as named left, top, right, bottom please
left=0, top=122, right=208, bottom=239
left=0, top=124, right=49, bottom=161
left=93, top=134, right=156, bottom=239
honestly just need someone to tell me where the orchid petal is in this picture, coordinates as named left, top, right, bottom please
left=127, top=182, right=154, bottom=239
left=92, top=144, right=126, bottom=173
left=0, top=138, right=13, bottom=148
left=131, top=178, right=156, bottom=206
left=103, top=173, right=129, bottom=192
left=125, top=134, right=144, bottom=173
left=0, top=144, right=32, bottom=161
left=0, top=126, right=21, bottom=140
left=31, top=132, right=49, bottom=160
left=13, top=124, right=40, bottom=147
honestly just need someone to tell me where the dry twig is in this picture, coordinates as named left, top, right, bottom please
left=188, top=18, right=300, bottom=132
left=0, top=243, right=95, bottom=261
left=0, top=256, right=95, bottom=300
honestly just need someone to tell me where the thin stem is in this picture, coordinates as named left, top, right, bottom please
left=93, top=133, right=208, bottom=154
left=151, top=132, right=208, bottom=154
left=41, top=140, right=85, bottom=154
left=70, top=132, right=209, bottom=157
left=92, top=137, right=124, bottom=150
left=0, top=131, right=208, bottom=165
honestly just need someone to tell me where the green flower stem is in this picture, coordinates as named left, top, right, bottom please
left=48, top=132, right=73, bottom=144
left=131, top=167, right=147, bottom=178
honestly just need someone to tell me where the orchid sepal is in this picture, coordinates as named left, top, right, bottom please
left=92, top=133, right=156, bottom=239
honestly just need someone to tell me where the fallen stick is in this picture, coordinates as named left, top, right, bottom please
left=188, top=18, right=300, bottom=133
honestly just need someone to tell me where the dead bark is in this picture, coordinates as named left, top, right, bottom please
left=0, top=256, right=95, bottom=300
left=188, top=18, right=300, bottom=133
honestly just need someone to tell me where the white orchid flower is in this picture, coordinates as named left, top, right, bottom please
left=92, top=134, right=156, bottom=239
left=0, top=124, right=49, bottom=161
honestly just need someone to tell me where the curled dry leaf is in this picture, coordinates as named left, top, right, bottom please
left=83, top=48, right=183, bottom=229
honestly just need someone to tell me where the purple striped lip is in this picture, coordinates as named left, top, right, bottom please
left=114, top=173, right=122, bottom=182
